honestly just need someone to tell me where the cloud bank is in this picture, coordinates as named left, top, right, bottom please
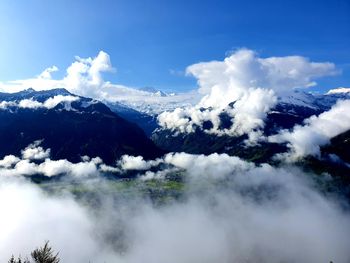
left=0, top=142, right=254, bottom=178
left=158, top=49, right=338, bottom=138
left=1, top=147, right=350, bottom=262
left=269, top=99, right=350, bottom=161
left=0, top=95, right=79, bottom=111
left=0, top=142, right=102, bottom=177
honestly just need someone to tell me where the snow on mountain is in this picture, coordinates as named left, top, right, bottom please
left=278, top=89, right=350, bottom=111
left=138, top=87, right=168, bottom=97
left=0, top=88, right=164, bottom=164
left=0, top=88, right=72, bottom=102
left=105, top=89, right=201, bottom=115
left=106, top=86, right=349, bottom=118
left=0, top=88, right=81, bottom=112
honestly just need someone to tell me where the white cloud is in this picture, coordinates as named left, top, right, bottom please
left=0, top=157, right=100, bottom=178
left=327, top=87, right=350, bottom=94
left=18, top=99, right=43, bottom=109
left=43, top=95, right=79, bottom=110
left=117, top=155, right=161, bottom=171
left=38, top=65, right=59, bottom=79
left=164, top=152, right=254, bottom=179
left=158, top=48, right=337, bottom=138
left=1, top=152, right=350, bottom=262
left=0, top=95, right=79, bottom=111
left=63, top=51, right=114, bottom=98
left=187, top=49, right=336, bottom=106
left=38, top=159, right=99, bottom=177
left=0, top=155, right=20, bottom=168
left=269, top=99, right=350, bottom=161
left=0, top=178, right=103, bottom=262
left=0, top=101, right=16, bottom=109
left=0, top=141, right=101, bottom=177
left=116, top=152, right=254, bottom=176
left=21, top=140, right=50, bottom=160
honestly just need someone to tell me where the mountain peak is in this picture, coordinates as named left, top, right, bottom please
left=24, top=88, right=36, bottom=92
left=27, top=88, right=73, bottom=97
left=138, top=87, right=168, bottom=97
left=14, top=88, right=72, bottom=97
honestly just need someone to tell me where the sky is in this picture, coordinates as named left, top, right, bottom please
left=0, top=0, right=349, bottom=92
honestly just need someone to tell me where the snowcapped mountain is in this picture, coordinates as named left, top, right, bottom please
left=105, top=87, right=350, bottom=126
left=0, top=88, right=70, bottom=101
left=111, top=89, right=350, bottom=138
left=0, top=88, right=164, bottom=164
left=278, top=90, right=350, bottom=111
left=151, top=90, right=350, bottom=164
left=105, top=89, right=201, bottom=115
left=138, top=87, right=168, bottom=97
left=1, top=87, right=348, bottom=167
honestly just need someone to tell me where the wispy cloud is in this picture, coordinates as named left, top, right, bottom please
left=169, top=69, right=185, bottom=77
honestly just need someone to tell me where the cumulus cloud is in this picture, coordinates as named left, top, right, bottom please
left=117, top=155, right=161, bottom=171
left=269, top=99, right=350, bottom=161
left=21, top=140, right=51, bottom=160
left=0, top=150, right=350, bottom=262
left=0, top=155, right=20, bottom=168
left=63, top=51, right=114, bottom=98
left=158, top=48, right=337, bottom=138
left=188, top=49, right=336, bottom=104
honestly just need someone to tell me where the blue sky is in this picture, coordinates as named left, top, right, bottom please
left=0, top=0, right=349, bottom=92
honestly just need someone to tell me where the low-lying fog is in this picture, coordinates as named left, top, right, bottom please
left=0, top=145, right=349, bottom=263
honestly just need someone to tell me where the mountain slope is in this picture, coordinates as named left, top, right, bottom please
left=152, top=91, right=350, bottom=162
left=106, top=102, right=159, bottom=137
left=0, top=88, right=164, bottom=164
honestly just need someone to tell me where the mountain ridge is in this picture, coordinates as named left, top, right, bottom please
left=0, top=88, right=164, bottom=164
